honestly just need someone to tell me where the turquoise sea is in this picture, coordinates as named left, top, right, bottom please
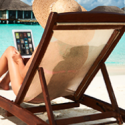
left=0, top=24, right=44, bottom=56
left=0, top=24, right=125, bottom=66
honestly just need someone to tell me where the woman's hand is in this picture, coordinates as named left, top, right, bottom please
left=12, top=48, right=22, bottom=64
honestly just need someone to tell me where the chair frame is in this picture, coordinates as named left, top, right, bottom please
left=0, top=12, right=125, bottom=125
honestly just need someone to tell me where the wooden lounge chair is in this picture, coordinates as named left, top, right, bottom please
left=0, top=11, right=125, bottom=125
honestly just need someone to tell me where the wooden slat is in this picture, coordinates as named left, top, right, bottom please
left=26, top=102, right=79, bottom=113
left=56, top=111, right=119, bottom=125
left=53, top=25, right=123, bottom=30
left=56, top=12, right=125, bottom=23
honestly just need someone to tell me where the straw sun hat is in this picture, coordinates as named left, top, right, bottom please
left=33, top=0, right=95, bottom=45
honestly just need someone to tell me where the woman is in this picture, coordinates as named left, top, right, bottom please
left=0, top=0, right=94, bottom=102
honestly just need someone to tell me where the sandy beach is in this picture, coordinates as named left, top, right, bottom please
left=0, top=64, right=125, bottom=125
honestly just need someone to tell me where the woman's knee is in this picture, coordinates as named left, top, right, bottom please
left=4, top=46, right=16, bottom=57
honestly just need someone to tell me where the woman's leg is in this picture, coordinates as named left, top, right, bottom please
left=0, top=46, right=25, bottom=95
left=0, top=46, right=38, bottom=95
left=0, top=72, right=10, bottom=90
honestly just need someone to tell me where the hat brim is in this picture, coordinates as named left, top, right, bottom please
left=33, top=0, right=86, bottom=28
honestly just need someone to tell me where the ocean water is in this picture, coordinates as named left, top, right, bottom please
left=0, top=24, right=44, bottom=56
left=0, top=24, right=125, bottom=66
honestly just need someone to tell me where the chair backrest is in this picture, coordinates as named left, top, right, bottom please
left=15, top=12, right=125, bottom=103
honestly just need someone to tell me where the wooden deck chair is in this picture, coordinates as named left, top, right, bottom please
left=0, top=12, right=125, bottom=125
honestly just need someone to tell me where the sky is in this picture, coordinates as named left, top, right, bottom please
left=21, top=0, right=125, bottom=11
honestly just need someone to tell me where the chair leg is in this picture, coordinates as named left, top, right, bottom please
left=101, top=62, right=123, bottom=124
left=38, top=67, right=56, bottom=125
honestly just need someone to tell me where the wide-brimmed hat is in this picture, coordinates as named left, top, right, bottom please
left=33, top=0, right=95, bottom=45
left=33, top=0, right=86, bottom=28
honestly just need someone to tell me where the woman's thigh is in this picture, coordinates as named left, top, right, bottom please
left=6, top=46, right=38, bottom=95
left=5, top=46, right=24, bottom=95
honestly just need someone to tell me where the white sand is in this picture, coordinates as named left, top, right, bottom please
left=0, top=65, right=125, bottom=125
